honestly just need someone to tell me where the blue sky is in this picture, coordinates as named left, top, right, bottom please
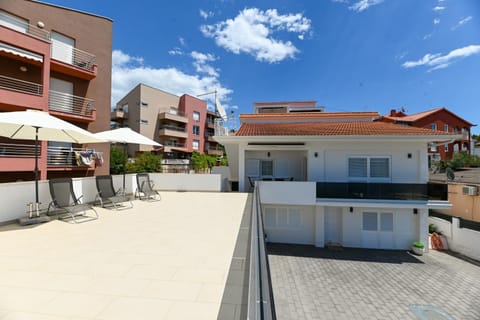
left=44, top=0, right=480, bottom=132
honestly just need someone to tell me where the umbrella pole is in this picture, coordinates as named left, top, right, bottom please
left=123, top=143, right=127, bottom=192
left=34, top=127, right=40, bottom=217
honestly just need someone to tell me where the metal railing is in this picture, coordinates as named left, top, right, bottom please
left=49, top=90, right=95, bottom=117
left=47, top=146, right=95, bottom=167
left=51, top=41, right=96, bottom=72
left=0, top=143, right=38, bottom=157
left=248, top=184, right=276, bottom=320
left=159, top=125, right=186, bottom=132
left=316, top=182, right=448, bottom=201
left=0, top=12, right=51, bottom=41
left=214, top=118, right=229, bottom=136
left=163, top=142, right=186, bottom=148
left=0, top=75, right=43, bottom=95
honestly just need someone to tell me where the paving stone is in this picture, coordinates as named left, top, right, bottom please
left=268, top=244, right=480, bottom=320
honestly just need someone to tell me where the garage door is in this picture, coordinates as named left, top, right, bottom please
left=263, top=206, right=314, bottom=245
left=361, top=211, right=415, bottom=249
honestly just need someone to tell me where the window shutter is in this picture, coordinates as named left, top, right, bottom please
left=370, top=158, right=389, bottom=178
left=348, top=158, right=367, bottom=177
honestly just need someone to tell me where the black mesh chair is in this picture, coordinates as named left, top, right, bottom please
left=95, top=175, right=133, bottom=210
left=136, top=173, right=161, bottom=201
left=47, top=177, right=98, bottom=223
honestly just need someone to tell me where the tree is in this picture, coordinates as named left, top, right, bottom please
left=127, top=152, right=162, bottom=173
left=109, top=146, right=127, bottom=174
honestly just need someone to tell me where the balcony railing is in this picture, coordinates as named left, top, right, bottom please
left=51, top=42, right=96, bottom=72
left=248, top=184, right=276, bottom=319
left=316, top=182, right=448, bottom=201
left=159, top=125, right=186, bottom=132
left=163, top=142, right=186, bottom=148
left=0, top=143, right=38, bottom=157
left=0, top=75, right=42, bottom=95
left=47, top=146, right=96, bottom=167
left=0, top=12, right=51, bottom=41
left=49, top=90, right=95, bottom=117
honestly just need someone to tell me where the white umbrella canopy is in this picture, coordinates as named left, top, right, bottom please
left=94, top=127, right=161, bottom=146
left=0, top=110, right=105, bottom=217
left=93, top=128, right=162, bottom=190
left=0, top=109, right=103, bottom=143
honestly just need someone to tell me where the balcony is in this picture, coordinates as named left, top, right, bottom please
left=0, top=12, right=51, bottom=42
left=111, top=109, right=128, bottom=120
left=159, top=125, right=188, bottom=139
left=50, top=43, right=97, bottom=80
left=159, top=112, right=188, bottom=123
left=0, top=75, right=42, bottom=96
left=316, top=182, right=448, bottom=201
left=207, top=148, right=224, bottom=156
left=0, top=143, right=37, bottom=158
left=47, top=146, right=96, bottom=168
left=0, top=75, right=45, bottom=110
left=162, top=142, right=187, bottom=153
left=48, top=90, right=95, bottom=121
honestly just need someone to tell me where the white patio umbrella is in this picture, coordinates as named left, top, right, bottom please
left=0, top=110, right=106, bottom=217
left=93, top=127, right=162, bottom=190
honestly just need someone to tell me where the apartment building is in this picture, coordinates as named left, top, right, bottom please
left=377, top=107, right=474, bottom=162
left=0, top=1, right=112, bottom=182
left=112, top=84, right=223, bottom=163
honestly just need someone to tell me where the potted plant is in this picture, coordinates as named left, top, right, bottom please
left=412, top=241, right=425, bottom=255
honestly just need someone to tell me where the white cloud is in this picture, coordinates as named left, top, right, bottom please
left=168, top=47, right=183, bottom=56
left=190, top=51, right=219, bottom=77
left=111, top=50, right=232, bottom=107
left=434, top=18, right=440, bottom=24
left=349, top=0, right=384, bottom=12
left=179, top=37, right=186, bottom=46
left=199, top=9, right=214, bottom=19
left=451, top=16, right=472, bottom=30
left=402, top=45, right=480, bottom=71
left=433, top=6, right=445, bottom=11
left=201, top=8, right=311, bottom=63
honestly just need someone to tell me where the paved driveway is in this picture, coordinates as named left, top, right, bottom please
left=268, top=244, right=480, bottom=320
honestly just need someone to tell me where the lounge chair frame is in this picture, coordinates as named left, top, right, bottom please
left=136, top=173, right=161, bottom=201
left=95, top=175, right=133, bottom=210
left=47, top=177, right=98, bottom=223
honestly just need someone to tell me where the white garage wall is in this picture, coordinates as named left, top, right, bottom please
left=263, top=205, right=315, bottom=245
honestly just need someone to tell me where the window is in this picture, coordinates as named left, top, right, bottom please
left=430, top=123, right=437, bottom=130
left=362, top=212, right=377, bottom=231
left=193, top=111, right=200, bottom=122
left=444, top=124, right=449, bottom=132
left=363, top=212, right=393, bottom=231
left=445, top=144, right=449, bottom=152
left=139, top=119, right=148, bottom=125
left=193, top=125, right=200, bottom=136
left=264, top=207, right=303, bottom=229
left=192, top=139, right=199, bottom=150
left=261, top=160, right=274, bottom=177
left=348, top=156, right=390, bottom=180
left=430, top=144, right=437, bottom=152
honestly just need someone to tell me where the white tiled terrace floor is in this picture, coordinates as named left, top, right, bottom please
left=0, top=192, right=249, bottom=320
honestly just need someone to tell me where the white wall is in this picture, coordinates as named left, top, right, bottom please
left=0, top=173, right=225, bottom=223
left=259, top=181, right=316, bottom=205
left=429, top=216, right=480, bottom=261
left=263, top=205, right=315, bottom=245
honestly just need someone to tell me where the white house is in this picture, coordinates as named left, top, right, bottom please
left=215, top=111, right=460, bottom=251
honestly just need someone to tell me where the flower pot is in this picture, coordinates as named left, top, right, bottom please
left=412, top=246, right=424, bottom=256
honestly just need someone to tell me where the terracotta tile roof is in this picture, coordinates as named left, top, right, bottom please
left=381, top=107, right=474, bottom=126
left=240, top=112, right=380, bottom=121
left=236, top=121, right=455, bottom=136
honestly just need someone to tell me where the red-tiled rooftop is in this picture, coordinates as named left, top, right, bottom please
left=380, top=107, right=474, bottom=126
left=235, top=121, right=455, bottom=136
left=240, top=111, right=380, bottom=121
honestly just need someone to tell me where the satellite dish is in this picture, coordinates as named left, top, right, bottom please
left=446, top=167, right=455, bottom=181
left=215, top=98, right=227, bottom=120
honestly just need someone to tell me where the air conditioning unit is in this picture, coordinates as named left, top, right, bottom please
left=462, top=185, right=478, bottom=196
